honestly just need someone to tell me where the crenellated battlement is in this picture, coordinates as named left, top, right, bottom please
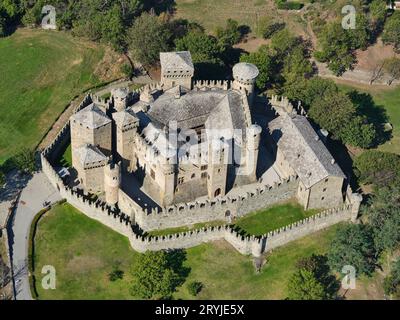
left=270, top=95, right=308, bottom=117
left=193, top=80, right=230, bottom=90
left=40, top=89, right=362, bottom=257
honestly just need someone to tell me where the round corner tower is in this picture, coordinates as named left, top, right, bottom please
left=104, top=162, right=121, bottom=206
left=246, top=124, right=262, bottom=182
left=112, top=88, right=129, bottom=112
left=232, top=62, right=259, bottom=106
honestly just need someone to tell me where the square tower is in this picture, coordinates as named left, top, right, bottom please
left=160, top=51, right=194, bottom=90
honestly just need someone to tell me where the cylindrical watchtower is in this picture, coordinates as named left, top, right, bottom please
left=232, top=62, right=259, bottom=106
left=112, top=88, right=129, bottom=112
left=104, top=162, right=121, bottom=206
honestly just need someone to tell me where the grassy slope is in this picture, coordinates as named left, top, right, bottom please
left=0, top=29, right=104, bottom=163
left=32, top=203, right=341, bottom=300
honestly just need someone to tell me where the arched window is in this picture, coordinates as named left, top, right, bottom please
left=214, top=188, right=221, bottom=197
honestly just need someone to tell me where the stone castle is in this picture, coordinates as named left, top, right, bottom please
left=40, top=51, right=362, bottom=256
left=69, top=51, right=347, bottom=217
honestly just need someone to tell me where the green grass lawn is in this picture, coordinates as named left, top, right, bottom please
left=149, top=203, right=318, bottom=237
left=0, top=29, right=105, bottom=164
left=32, top=203, right=141, bottom=300
left=338, top=84, right=400, bottom=154
left=32, top=203, right=341, bottom=300
left=147, top=220, right=226, bottom=237
left=234, top=203, right=320, bottom=236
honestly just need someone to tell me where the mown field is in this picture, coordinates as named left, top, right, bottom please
left=176, top=0, right=307, bottom=36
left=0, top=29, right=105, bottom=164
left=32, top=203, right=342, bottom=300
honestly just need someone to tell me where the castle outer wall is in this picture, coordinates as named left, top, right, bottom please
left=40, top=95, right=361, bottom=257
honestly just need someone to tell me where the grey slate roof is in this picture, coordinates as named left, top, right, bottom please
left=205, top=91, right=248, bottom=139
left=71, top=103, right=111, bottom=129
left=113, top=109, right=138, bottom=129
left=76, top=144, right=108, bottom=167
left=160, top=51, right=194, bottom=71
left=269, top=114, right=345, bottom=188
left=233, top=62, right=259, bottom=80
left=147, top=88, right=247, bottom=130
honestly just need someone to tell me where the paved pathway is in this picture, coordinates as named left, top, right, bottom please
left=8, top=172, right=61, bottom=300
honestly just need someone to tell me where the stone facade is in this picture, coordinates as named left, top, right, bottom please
left=69, top=51, right=261, bottom=208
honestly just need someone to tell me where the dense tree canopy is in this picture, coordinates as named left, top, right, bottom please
left=175, top=30, right=223, bottom=65
left=327, top=224, right=377, bottom=276
left=384, top=259, right=400, bottom=298
left=127, top=13, right=172, bottom=66
left=240, top=45, right=274, bottom=90
left=354, top=150, right=400, bottom=187
left=364, top=184, right=400, bottom=252
left=287, top=254, right=338, bottom=300
left=130, top=251, right=181, bottom=299
left=382, top=11, right=400, bottom=52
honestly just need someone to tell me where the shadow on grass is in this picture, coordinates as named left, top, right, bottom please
left=166, top=249, right=191, bottom=288
left=347, top=91, right=392, bottom=146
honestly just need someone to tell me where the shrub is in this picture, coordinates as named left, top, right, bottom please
left=120, top=64, right=133, bottom=79
left=187, top=281, right=203, bottom=296
left=275, top=0, right=303, bottom=10
left=108, top=269, right=124, bottom=282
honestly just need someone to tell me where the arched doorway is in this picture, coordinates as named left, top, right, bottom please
left=214, top=188, right=221, bottom=197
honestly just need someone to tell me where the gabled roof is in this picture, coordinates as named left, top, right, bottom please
left=205, top=91, right=248, bottom=140
left=71, top=103, right=111, bottom=129
left=269, top=114, right=345, bottom=188
left=76, top=144, right=108, bottom=167
left=160, top=51, right=194, bottom=71
left=113, top=109, right=138, bottom=129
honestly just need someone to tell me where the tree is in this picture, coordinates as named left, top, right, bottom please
left=130, top=251, right=181, bottom=299
left=327, top=224, right=377, bottom=276
left=364, top=184, right=400, bottom=252
left=215, top=19, right=241, bottom=47
left=14, top=148, right=36, bottom=173
left=369, top=0, right=388, bottom=35
left=127, top=12, right=172, bottom=66
left=354, top=150, right=400, bottom=187
left=187, top=281, right=203, bottom=296
left=240, top=45, right=274, bottom=90
left=300, top=77, right=338, bottom=108
left=309, top=91, right=355, bottom=139
left=382, top=11, right=400, bottom=52
left=383, top=57, right=400, bottom=85
left=281, top=45, right=313, bottom=100
left=270, top=29, right=298, bottom=56
left=383, top=259, right=400, bottom=298
left=256, top=17, right=285, bottom=39
left=314, top=21, right=363, bottom=75
left=287, top=268, right=327, bottom=300
left=293, top=254, right=340, bottom=299
left=175, top=30, right=223, bottom=65
left=340, top=116, right=377, bottom=148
